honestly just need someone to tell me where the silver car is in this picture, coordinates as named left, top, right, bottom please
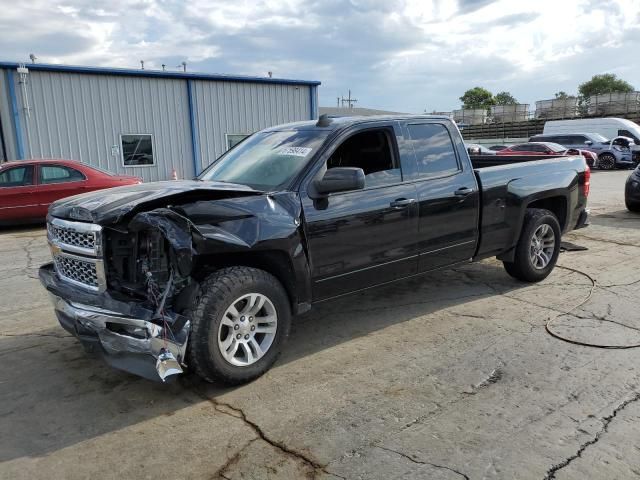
left=529, top=132, right=634, bottom=170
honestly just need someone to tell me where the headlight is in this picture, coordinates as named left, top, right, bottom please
left=612, top=145, right=622, bottom=151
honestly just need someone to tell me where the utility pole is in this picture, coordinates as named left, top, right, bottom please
left=340, top=90, right=358, bottom=109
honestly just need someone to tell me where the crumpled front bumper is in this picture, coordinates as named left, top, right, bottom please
left=39, top=263, right=190, bottom=382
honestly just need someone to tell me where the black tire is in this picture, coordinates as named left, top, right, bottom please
left=598, top=153, right=616, bottom=170
left=503, top=208, right=561, bottom=282
left=188, top=266, right=291, bottom=385
left=626, top=198, right=640, bottom=213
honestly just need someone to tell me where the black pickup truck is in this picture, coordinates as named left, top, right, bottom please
left=40, top=115, right=590, bottom=384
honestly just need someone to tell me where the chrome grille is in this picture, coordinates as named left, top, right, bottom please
left=53, top=254, right=99, bottom=289
left=49, top=224, right=95, bottom=250
left=47, top=218, right=106, bottom=292
left=47, top=218, right=102, bottom=256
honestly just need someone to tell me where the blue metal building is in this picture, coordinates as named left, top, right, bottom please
left=0, top=62, right=320, bottom=181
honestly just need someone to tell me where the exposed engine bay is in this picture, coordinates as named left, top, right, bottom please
left=40, top=182, right=307, bottom=382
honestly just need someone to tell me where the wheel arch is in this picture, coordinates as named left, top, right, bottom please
left=498, top=195, right=568, bottom=262
left=193, top=249, right=311, bottom=315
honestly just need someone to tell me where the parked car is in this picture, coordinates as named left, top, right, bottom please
left=543, top=117, right=640, bottom=162
left=530, top=133, right=635, bottom=170
left=40, top=115, right=590, bottom=384
left=0, top=159, right=141, bottom=224
left=497, top=142, right=569, bottom=156
left=625, top=165, right=640, bottom=212
left=466, top=143, right=496, bottom=155
left=499, top=142, right=596, bottom=167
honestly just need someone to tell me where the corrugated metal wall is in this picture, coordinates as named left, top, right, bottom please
left=11, top=70, right=193, bottom=182
left=192, top=80, right=312, bottom=172
left=2, top=67, right=315, bottom=180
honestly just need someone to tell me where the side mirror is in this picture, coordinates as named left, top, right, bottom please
left=584, top=140, right=593, bottom=146
left=314, top=167, right=365, bottom=195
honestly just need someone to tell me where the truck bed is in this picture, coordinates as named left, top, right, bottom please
left=469, top=154, right=568, bottom=169
left=471, top=155, right=588, bottom=261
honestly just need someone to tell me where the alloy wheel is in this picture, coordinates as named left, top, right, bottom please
left=217, top=293, right=278, bottom=367
left=529, top=224, right=555, bottom=269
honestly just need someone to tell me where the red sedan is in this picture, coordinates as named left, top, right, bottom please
left=0, top=159, right=141, bottom=224
left=496, top=142, right=598, bottom=167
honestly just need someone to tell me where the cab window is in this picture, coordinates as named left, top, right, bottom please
left=406, top=123, right=460, bottom=178
left=327, top=129, right=400, bottom=187
left=0, top=166, right=34, bottom=187
left=39, top=165, right=86, bottom=184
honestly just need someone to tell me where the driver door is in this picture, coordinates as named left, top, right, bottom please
left=301, top=123, right=419, bottom=301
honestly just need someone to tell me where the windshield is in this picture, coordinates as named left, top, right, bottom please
left=198, top=130, right=329, bottom=190
left=590, top=133, right=609, bottom=142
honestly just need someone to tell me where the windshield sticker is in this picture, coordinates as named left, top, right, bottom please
left=279, top=147, right=312, bottom=157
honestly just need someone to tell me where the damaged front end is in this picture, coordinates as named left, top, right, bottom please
left=41, top=213, right=198, bottom=382
left=40, top=186, right=309, bottom=383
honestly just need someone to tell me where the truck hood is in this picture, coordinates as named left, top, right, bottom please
left=49, top=180, right=264, bottom=225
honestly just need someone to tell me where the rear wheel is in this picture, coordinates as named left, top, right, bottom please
left=598, top=153, right=616, bottom=170
left=188, top=267, right=291, bottom=384
left=626, top=198, right=640, bottom=213
left=503, top=208, right=561, bottom=282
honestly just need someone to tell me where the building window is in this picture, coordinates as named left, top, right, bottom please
left=226, top=134, right=249, bottom=150
left=121, top=134, right=154, bottom=166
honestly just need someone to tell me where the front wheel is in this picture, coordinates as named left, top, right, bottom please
left=188, top=267, right=291, bottom=384
left=503, top=208, right=561, bottom=282
left=598, top=153, right=616, bottom=170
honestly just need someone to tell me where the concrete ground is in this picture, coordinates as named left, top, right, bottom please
left=1, top=170, right=639, bottom=480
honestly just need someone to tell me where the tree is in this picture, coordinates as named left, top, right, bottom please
left=578, top=74, right=634, bottom=98
left=494, top=91, right=518, bottom=105
left=554, top=91, right=570, bottom=99
left=460, top=87, right=494, bottom=109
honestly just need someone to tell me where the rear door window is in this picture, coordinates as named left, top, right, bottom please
left=0, top=166, right=34, bottom=187
left=406, top=123, right=460, bottom=178
left=39, top=165, right=86, bottom=184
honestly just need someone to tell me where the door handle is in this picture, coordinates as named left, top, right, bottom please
left=454, top=187, right=473, bottom=197
left=390, top=198, right=415, bottom=209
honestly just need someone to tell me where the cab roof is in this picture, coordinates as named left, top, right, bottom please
left=262, top=114, right=453, bottom=132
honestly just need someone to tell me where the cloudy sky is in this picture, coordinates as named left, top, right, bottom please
left=1, top=0, right=639, bottom=112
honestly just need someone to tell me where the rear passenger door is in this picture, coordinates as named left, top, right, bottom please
left=301, top=123, right=419, bottom=301
left=34, top=164, right=88, bottom=216
left=402, top=122, right=480, bottom=272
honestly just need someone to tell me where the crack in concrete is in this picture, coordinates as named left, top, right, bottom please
left=20, top=237, right=44, bottom=279
left=188, top=384, right=345, bottom=480
left=376, top=446, right=470, bottom=480
left=0, top=332, right=72, bottom=339
left=543, top=391, right=640, bottom=480
left=463, top=366, right=504, bottom=395
left=213, top=437, right=259, bottom=480
left=571, top=312, right=640, bottom=334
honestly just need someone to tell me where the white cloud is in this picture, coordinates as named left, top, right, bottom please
left=0, top=0, right=639, bottom=111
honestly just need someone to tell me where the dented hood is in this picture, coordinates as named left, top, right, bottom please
left=48, top=180, right=263, bottom=225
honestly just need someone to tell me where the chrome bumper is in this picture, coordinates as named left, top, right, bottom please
left=49, top=291, right=190, bottom=382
